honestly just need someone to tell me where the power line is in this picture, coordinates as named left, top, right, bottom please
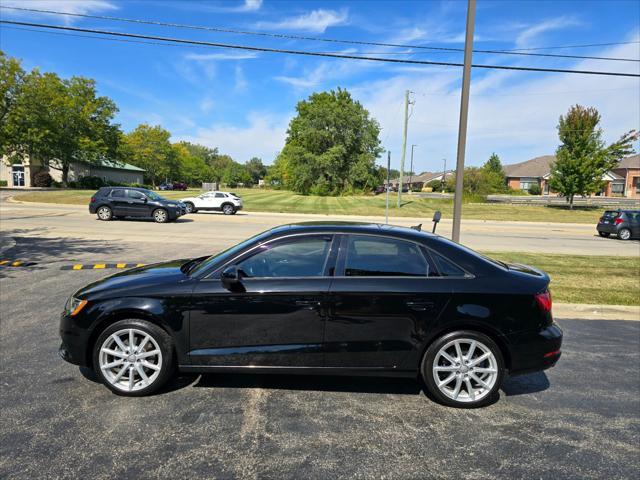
left=501, top=41, right=640, bottom=51
left=1, top=5, right=638, bottom=63
left=1, top=20, right=639, bottom=78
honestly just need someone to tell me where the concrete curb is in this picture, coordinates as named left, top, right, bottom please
left=554, top=303, right=640, bottom=321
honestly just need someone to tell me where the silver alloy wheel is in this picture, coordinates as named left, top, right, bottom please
left=185, top=202, right=194, bottom=213
left=98, top=328, right=163, bottom=392
left=223, top=204, right=234, bottom=215
left=619, top=228, right=631, bottom=240
left=154, top=209, right=168, bottom=222
left=97, top=206, right=112, bottom=220
left=432, top=338, right=498, bottom=403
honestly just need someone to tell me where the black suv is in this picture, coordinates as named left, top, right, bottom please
left=89, top=187, right=186, bottom=223
left=596, top=209, right=640, bottom=240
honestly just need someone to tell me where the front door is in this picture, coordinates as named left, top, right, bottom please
left=326, top=235, right=450, bottom=370
left=189, top=234, right=336, bottom=367
left=11, top=166, right=24, bottom=187
left=125, top=189, right=151, bottom=217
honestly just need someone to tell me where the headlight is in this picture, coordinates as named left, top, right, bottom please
left=65, top=296, right=87, bottom=316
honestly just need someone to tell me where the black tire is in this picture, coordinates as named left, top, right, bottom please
left=153, top=208, right=169, bottom=223
left=421, top=330, right=505, bottom=408
left=598, top=231, right=610, bottom=237
left=92, top=319, right=175, bottom=397
left=96, top=206, right=113, bottom=221
left=618, top=228, right=631, bottom=240
left=222, top=203, right=236, bottom=215
left=184, top=202, right=197, bottom=214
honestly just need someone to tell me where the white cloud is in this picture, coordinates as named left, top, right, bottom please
left=1, top=0, right=117, bottom=24
left=177, top=112, right=290, bottom=162
left=240, top=0, right=263, bottom=12
left=185, top=52, right=258, bottom=61
left=256, top=9, right=349, bottom=33
left=516, top=16, right=583, bottom=48
left=234, top=66, right=248, bottom=92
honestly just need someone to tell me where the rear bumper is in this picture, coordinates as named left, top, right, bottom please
left=596, top=223, right=617, bottom=234
left=507, top=322, right=563, bottom=376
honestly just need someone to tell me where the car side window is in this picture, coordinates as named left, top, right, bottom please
left=110, top=189, right=125, bottom=198
left=127, top=190, right=146, bottom=200
left=344, top=235, right=431, bottom=277
left=215, top=193, right=225, bottom=198
left=237, top=236, right=332, bottom=278
left=429, top=250, right=467, bottom=277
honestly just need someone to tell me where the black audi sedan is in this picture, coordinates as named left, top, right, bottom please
left=59, top=222, right=562, bottom=408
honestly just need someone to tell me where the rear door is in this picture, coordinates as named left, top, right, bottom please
left=108, top=188, right=128, bottom=216
left=325, top=234, right=451, bottom=370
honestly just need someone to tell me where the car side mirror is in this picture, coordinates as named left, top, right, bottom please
left=432, top=210, right=442, bottom=233
left=221, top=265, right=241, bottom=289
left=143, top=197, right=148, bottom=203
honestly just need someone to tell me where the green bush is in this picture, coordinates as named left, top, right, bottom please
left=33, top=171, right=53, bottom=187
left=77, top=176, right=105, bottom=189
left=528, top=184, right=542, bottom=195
left=0, top=180, right=7, bottom=187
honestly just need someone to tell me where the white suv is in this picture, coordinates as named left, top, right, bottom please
left=180, top=191, right=243, bottom=215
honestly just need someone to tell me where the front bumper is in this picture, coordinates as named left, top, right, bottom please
left=59, top=312, right=90, bottom=366
left=507, top=322, right=563, bottom=376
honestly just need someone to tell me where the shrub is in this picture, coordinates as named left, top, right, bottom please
left=33, top=171, right=53, bottom=187
left=77, top=176, right=105, bottom=189
left=0, top=180, right=7, bottom=187
left=528, top=184, right=542, bottom=195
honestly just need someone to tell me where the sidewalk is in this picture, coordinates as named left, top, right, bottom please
left=554, top=303, right=640, bottom=321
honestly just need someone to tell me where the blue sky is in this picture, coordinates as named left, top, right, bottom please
left=1, top=0, right=638, bottom=174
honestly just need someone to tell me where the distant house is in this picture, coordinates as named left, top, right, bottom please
left=503, top=154, right=637, bottom=198
left=0, top=155, right=145, bottom=187
left=390, top=170, right=454, bottom=190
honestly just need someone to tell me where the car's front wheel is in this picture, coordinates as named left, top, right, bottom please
left=93, top=319, right=175, bottom=396
left=421, top=331, right=504, bottom=408
left=184, top=202, right=196, bottom=214
left=222, top=203, right=236, bottom=215
left=97, top=206, right=113, bottom=221
left=153, top=208, right=169, bottom=223
left=618, top=228, right=632, bottom=240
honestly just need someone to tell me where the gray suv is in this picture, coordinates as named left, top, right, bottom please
left=596, top=210, right=640, bottom=240
left=89, top=187, right=186, bottom=223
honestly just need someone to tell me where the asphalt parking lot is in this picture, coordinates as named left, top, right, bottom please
left=0, top=234, right=638, bottom=479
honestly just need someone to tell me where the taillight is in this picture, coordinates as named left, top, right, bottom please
left=535, top=290, right=552, bottom=313
left=614, top=217, right=623, bottom=225
left=599, top=217, right=604, bottom=222
left=90, top=196, right=96, bottom=203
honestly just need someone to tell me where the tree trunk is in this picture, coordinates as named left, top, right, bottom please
left=62, top=164, right=69, bottom=187
left=569, top=193, right=574, bottom=210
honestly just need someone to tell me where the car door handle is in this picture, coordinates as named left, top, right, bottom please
left=406, top=301, right=435, bottom=311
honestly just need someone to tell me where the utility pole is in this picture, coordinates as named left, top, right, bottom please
left=441, top=158, right=447, bottom=193
left=385, top=151, right=391, bottom=224
left=397, top=90, right=413, bottom=208
left=409, top=144, right=417, bottom=194
left=451, top=0, right=476, bottom=242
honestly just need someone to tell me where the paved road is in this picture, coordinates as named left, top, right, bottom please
left=0, top=239, right=639, bottom=479
left=2, top=197, right=639, bottom=256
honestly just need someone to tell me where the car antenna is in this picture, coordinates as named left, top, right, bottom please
left=411, top=223, right=422, bottom=231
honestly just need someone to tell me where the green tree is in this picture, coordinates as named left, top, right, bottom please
left=481, top=153, right=507, bottom=193
left=123, top=124, right=178, bottom=187
left=245, top=157, right=267, bottom=185
left=272, top=88, right=383, bottom=195
left=221, top=162, right=251, bottom=188
left=548, top=105, right=638, bottom=209
left=173, top=143, right=213, bottom=186
left=1, top=58, right=120, bottom=185
left=0, top=51, right=25, bottom=142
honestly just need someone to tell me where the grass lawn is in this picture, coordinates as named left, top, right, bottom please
left=484, top=251, right=640, bottom=306
left=12, top=188, right=609, bottom=224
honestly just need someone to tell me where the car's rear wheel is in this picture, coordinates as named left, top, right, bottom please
left=97, top=206, right=113, bottom=221
left=421, top=331, right=504, bottom=408
left=618, top=228, right=631, bottom=240
left=598, top=231, right=610, bottom=237
left=153, top=208, right=168, bottom=223
left=222, top=203, right=236, bottom=215
left=93, top=319, right=175, bottom=396
left=184, top=202, right=196, bottom=214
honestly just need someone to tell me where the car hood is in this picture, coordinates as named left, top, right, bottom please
left=75, top=259, right=192, bottom=299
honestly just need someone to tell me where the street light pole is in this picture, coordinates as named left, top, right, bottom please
left=442, top=158, right=447, bottom=193
left=385, top=151, right=391, bottom=224
left=451, top=0, right=476, bottom=243
left=409, top=144, right=417, bottom=194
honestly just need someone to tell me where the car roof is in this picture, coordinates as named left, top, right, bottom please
left=266, top=221, right=437, bottom=242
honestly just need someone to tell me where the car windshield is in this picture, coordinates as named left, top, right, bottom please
left=146, top=191, right=165, bottom=201
left=189, top=229, right=277, bottom=277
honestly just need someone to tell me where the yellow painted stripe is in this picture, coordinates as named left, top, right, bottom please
left=93, top=264, right=106, bottom=269
left=116, top=263, right=127, bottom=269
left=11, top=261, right=22, bottom=267
left=72, top=264, right=83, bottom=270
left=136, top=263, right=146, bottom=267
left=0, top=260, right=9, bottom=265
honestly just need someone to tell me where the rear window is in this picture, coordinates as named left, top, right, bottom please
left=109, top=189, right=125, bottom=198
left=602, top=211, right=619, bottom=220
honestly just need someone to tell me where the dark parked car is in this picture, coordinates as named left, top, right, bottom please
left=89, top=187, right=186, bottom=223
left=158, top=183, right=173, bottom=190
left=596, top=210, right=640, bottom=240
left=172, top=182, right=188, bottom=191
left=59, top=222, right=562, bottom=408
